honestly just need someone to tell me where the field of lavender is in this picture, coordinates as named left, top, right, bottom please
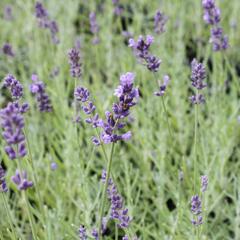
left=0, top=0, right=240, bottom=239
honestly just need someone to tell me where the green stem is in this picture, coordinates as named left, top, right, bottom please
left=2, top=193, right=17, bottom=240
left=98, top=143, right=115, bottom=240
left=115, top=223, right=118, bottom=240
left=161, top=96, right=173, bottom=139
left=17, top=159, right=38, bottom=240
left=193, top=101, right=199, bottom=193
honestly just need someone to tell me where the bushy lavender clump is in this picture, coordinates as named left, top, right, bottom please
left=129, top=35, right=161, bottom=72
left=202, top=0, right=228, bottom=51
left=75, top=72, right=138, bottom=145
left=3, top=74, right=23, bottom=100
left=2, top=43, right=15, bottom=57
left=0, top=164, right=8, bottom=193
left=154, top=10, right=168, bottom=34
left=112, top=0, right=124, bottom=16
left=154, top=75, right=170, bottom=97
left=68, top=48, right=82, bottom=78
left=189, top=59, right=207, bottom=104
left=89, top=12, right=100, bottom=44
left=0, top=102, right=28, bottom=160
left=11, top=170, right=33, bottom=191
left=35, top=2, right=59, bottom=44
left=102, top=170, right=131, bottom=229
left=4, top=5, right=13, bottom=21
left=30, top=74, right=52, bottom=112
left=191, top=195, right=203, bottom=226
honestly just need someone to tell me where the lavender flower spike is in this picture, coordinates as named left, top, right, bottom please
left=30, top=74, right=52, bottom=112
left=154, top=10, right=168, bottom=34
left=2, top=43, right=15, bottom=57
left=201, top=175, right=208, bottom=192
left=154, top=75, right=170, bottom=96
left=11, top=170, right=33, bottom=191
left=4, top=5, right=13, bottom=21
left=68, top=48, right=82, bottom=78
left=0, top=102, right=27, bottom=160
left=89, top=12, right=100, bottom=44
left=3, top=74, right=23, bottom=99
left=191, top=195, right=203, bottom=226
left=190, top=59, right=207, bottom=104
left=0, top=164, right=8, bottom=193
left=79, top=225, right=87, bottom=240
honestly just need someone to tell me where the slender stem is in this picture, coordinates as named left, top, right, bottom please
left=98, top=143, right=115, bottom=240
left=161, top=96, right=173, bottom=139
left=115, top=223, right=118, bottom=240
left=17, top=159, right=37, bottom=240
left=24, top=127, right=45, bottom=216
left=193, top=101, right=199, bottom=193
left=2, top=193, right=17, bottom=240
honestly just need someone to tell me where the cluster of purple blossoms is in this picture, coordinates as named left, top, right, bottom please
left=102, top=170, right=131, bottom=229
left=0, top=102, right=28, bottom=160
left=129, top=35, right=161, bottom=72
left=191, top=175, right=208, bottom=226
left=11, top=170, right=33, bottom=190
left=189, top=59, right=207, bottom=104
left=75, top=72, right=138, bottom=145
left=30, top=74, right=52, bottom=112
left=4, top=5, right=13, bottom=21
left=79, top=225, right=87, bottom=240
left=0, top=164, right=8, bottom=193
left=154, top=75, right=170, bottom=97
left=35, top=2, right=59, bottom=44
left=202, top=0, right=228, bottom=51
left=112, top=0, right=124, bottom=16
left=3, top=74, right=23, bottom=99
left=89, top=12, right=100, bottom=44
left=154, top=10, right=168, bottom=35
left=2, top=43, right=15, bottom=57
left=68, top=48, right=82, bottom=78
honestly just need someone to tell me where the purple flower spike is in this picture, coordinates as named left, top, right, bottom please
left=154, top=10, right=168, bottom=34
left=154, top=75, right=170, bottom=97
left=210, top=27, right=228, bottom=51
left=0, top=102, right=27, bottom=160
left=30, top=74, right=52, bottom=112
left=191, top=195, right=202, bottom=215
left=75, top=87, right=89, bottom=102
left=91, top=229, right=98, bottom=240
left=82, top=102, right=96, bottom=115
left=89, top=12, right=100, bottom=44
left=68, top=48, right=82, bottom=78
left=0, top=164, right=8, bottom=193
left=122, top=236, right=128, bottom=240
left=11, top=170, right=33, bottom=191
left=2, top=43, right=15, bottom=57
left=4, top=5, right=13, bottom=21
left=201, top=175, right=208, bottom=192
left=3, top=74, right=23, bottom=99
left=51, top=162, right=58, bottom=171
left=79, top=225, right=87, bottom=240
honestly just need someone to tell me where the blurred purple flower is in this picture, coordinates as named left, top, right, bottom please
left=79, top=225, right=87, bottom=240
left=0, top=164, right=8, bottom=193
left=210, top=27, right=228, bottom=51
left=2, top=43, right=15, bottom=57
left=154, top=75, right=170, bottom=97
left=3, top=74, right=23, bottom=99
left=30, top=74, right=52, bottom=112
left=91, top=229, right=98, bottom=240
left=201, top=175, right=208, bottom=192
left=89, top=12, right=100, bottom=44
left=191, top=195, right=203, bottom=226
left=154, top=10, right=168, bottom=34
left=11, top=170, right=33, bottom=191
left=4, top=5, right=13, bottom=21
left=50, top=162, right=58, bottom=171
left=68, top=48, right=81, bottom=78
left=112, top=0, right=124, bottom=16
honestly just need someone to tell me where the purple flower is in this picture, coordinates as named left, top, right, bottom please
left=68, top=48, right=82, bottom=78
left=89, top=12, right=100, bottom=44
left=201, top=175, right=208, bottom=192
left=154, top=75, right=170, bottom=97
left=191, top=195, right=202, bottom=215
left=122, top=236, right=128, bottom=240
left=0, top=102, right=27, bottom=160
left=75, top=87, right=89, bottom=102
left=210, top=27, right=228, bottom=51
left=91, top=229, right=98, bottom=240
left=154, top=10, right=168, bottom=34
left=3, top=74, right=23, bottom=99
left=192, top=215, right=203, bottom=226
left=79, top=225, right=87, bottom=240
left=190, top=59, right=207, bottom=104
left=202, top=0, right=220, bottom=25
left=2, top=43, right=14, bottom=57
left=11, top=170, right=33, bottom=191
left=82, top=102, right=96, bottom=115
left=30, top=74, right=52, bottom=112
left=129, top=35, right=161, bottom=72
left=102, top=170, right=131, bottom=229
left=0, top=164, right=8, bottom=193
left=4, top=5, right=13, bottom=21
left=112, top=0, right=124, bottom=16
left=50, top=162, right=58, bottom=171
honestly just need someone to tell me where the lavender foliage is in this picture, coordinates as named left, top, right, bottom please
left=30, top=74, right=52, bottom=112
left=0, top=102, right=27, bottom=160
left=11, top=170, right=33, bottom=191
